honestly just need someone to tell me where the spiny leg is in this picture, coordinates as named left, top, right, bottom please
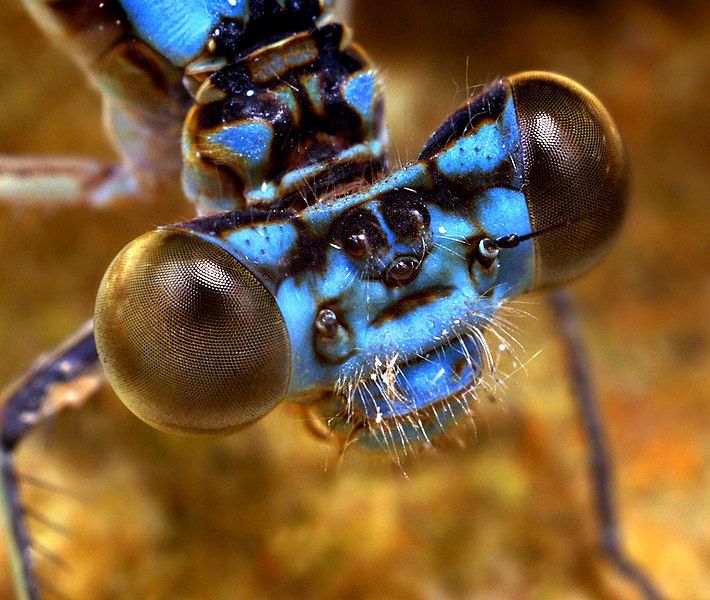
left=0, top=155, right=140, bottom=208
left=550, top=290, right=664, bottom=600
left=0, top=321, right=102, bottom=600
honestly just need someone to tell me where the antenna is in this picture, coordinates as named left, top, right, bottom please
left=485, top=208, right=603, bottom=251
left=476, top=208, right=605, bottom=266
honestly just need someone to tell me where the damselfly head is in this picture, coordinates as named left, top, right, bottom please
left=94, top=229, right=291, bottom=435
left=93, top=71, right=628, bottom=454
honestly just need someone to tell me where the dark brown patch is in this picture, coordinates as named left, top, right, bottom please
left=371, top=287, right=453, bottom=327
left=174, top=207, right=296, bottom=236
left=452, top=358, right=468, bottom=378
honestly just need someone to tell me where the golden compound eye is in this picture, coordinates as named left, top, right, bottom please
left=94, top=229, right=291, bottom=435
left=510, top=72, right=628, bottom=288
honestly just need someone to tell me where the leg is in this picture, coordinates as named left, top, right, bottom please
left=0, top=155, right=141, bottom=208
left=550, top=290, right=664, bottom=600
left=0, top=321, right=102, bottom=600
left=333, top=0, right=354, bottom=24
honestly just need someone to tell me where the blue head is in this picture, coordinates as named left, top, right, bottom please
left=95, top=73, right=627, bottom=451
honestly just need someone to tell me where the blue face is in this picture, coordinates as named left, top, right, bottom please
left=274, top=189, right=533, bottom=450
left=204, top=94, right=536, bottom=449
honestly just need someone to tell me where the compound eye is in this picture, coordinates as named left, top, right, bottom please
left=510, top=72, right=628, bottom=288
left=94, top=229, right=291, bottom=435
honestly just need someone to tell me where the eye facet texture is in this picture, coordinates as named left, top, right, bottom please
left=94, top=229, right=291, bottom=435
left=510, top=71, right=628, bottom=288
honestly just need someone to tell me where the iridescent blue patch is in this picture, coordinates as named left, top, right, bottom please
left=343, top=71, right=377, bottom=124
left=120, top=0, right=248, bottom=65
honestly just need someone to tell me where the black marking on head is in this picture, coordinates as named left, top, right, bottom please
left=419, top=79, right=509, bottom=160
left=174, top=209, right=325, bottom=281
left=370, top=287, right=453, bottom=327
left=425, top=157, right=520, bottom=214
left=285, top=214, right=328, bottom=276
left=379, top=189, right=431, bottom=242
left=174, top=208, right=296, bottom=237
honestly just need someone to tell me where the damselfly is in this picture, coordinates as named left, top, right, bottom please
left=0, top=1, right=664, bottom=598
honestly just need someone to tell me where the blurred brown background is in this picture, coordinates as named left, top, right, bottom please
left=0, top=0, right=707, bottom=598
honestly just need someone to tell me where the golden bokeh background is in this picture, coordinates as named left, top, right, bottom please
left=0, top=0, right=707, bottom=598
